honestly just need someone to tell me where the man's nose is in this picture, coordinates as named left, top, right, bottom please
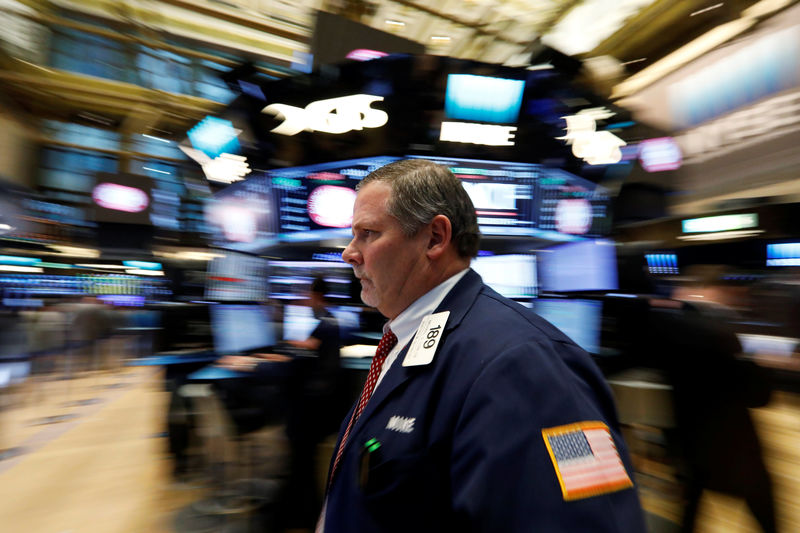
left=341, top=239, right=360, bottom=265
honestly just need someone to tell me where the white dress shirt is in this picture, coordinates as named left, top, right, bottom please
left=375, top=268, right=469, bottom=388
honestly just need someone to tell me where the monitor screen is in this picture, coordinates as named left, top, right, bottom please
left=645, top=253, right=679, bottom=275
left=767, top=242, right=800, bottom=267
left=330, top=305, right=362, bottom=341
left=408, top=156, right=611, bottom=238
left=538, top=239, right=617, bottom=293
left=270, top=156, right=400, bottom=242
left=205, top=251, right=270, bottom=302
left=471, top=254, right=536, bottom=299
left=269, top=260, right=354, bottom=302
left=409, top=156, right=540, bottom=237
left=534, top=298, right=603, bottom=354
left=205, top=172, right=278, bottom=252
left=211, top=304, right=276, bottom=354
left=282, top=304, right=319, bottom=341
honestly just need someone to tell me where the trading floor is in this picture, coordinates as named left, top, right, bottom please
left=2, top=365, right=800, bottom=533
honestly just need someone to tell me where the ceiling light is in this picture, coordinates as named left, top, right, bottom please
left=621, top=58, right=647, bottom=66
left=690, top=2, right=724, bottom=16
left=143, top=167, right=171, bottom=175
left=385, top=19, right=405, bottom=26
left=142, top=134, right=171, bottom=143
left=431, top=36, right=451, bottom=41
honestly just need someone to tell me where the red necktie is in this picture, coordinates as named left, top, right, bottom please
left=329, top=328, right=398, bottom=484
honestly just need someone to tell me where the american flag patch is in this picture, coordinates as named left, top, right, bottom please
left=542, top=421, right=633, bottom=501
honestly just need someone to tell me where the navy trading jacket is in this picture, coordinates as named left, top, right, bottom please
left=322, top=269, right=646, bottom=533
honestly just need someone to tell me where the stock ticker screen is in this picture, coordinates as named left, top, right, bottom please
left=208, top=155, right=612, bottom=248
left=410, top=156, right=611, bottom=239
left=270, top=156, right=399, bottom=241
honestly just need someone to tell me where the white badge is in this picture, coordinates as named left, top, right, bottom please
left=402, top=311, right=450, bottom=367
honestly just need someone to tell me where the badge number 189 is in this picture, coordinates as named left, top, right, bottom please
left=403, top=311, right=450, bottom=367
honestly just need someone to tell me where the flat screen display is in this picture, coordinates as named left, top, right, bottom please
left=205, top=251, right=270, bottom=302
left=92, top=172, right=153, bottom=225
left=270, top=156, right=399, bottom=242
left=282, top=304, right=319, bottom=342
left=471, top=254, right=536, bottom=299
left=409, top=156, right=539, bottom=237
left=205, top=172, right=278, bottom=252
left=767, top=242, right=800, bottom=267
left=211, top=304, right=276, bottom=354
left=268, top=260, right=353, bottom=302
left=645, top=253, right=679, bottom=274
left=534, top=298, right=603, bottom=354
left=538, top=239, right=618, bottom=292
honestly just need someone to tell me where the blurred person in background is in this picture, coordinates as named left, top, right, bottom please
left=219, top=275, right=345, bottom=531
left=644, top=265, right=776, bottom=533
left=23, top=300, right=66, bottom=375
left=68, top=296, right=112, bottom=372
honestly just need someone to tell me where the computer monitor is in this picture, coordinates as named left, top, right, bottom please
left=471, top=254, right=537, bottom=299
left=538, top=239, right=618, bottom=293
left=210, top=304, right=276, bottom=354
left=268, top=260, right=354, bottom=302
left=282, top=304, right=319, bottom=342
left=534, top=298, right=603, bottom=354
left=330, top=305, right=362, bottom=341
left=205, top=251, right=270, bottom=302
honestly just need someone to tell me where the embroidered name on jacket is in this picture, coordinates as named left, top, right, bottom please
left=386, top=416, right=415, bottom=433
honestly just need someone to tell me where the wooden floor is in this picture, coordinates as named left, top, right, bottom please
left=0, top=367, right=204, bottom=533
left=2, top=365, right=800, bottom=533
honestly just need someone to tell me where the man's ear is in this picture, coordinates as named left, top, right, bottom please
left=426, top=215, right=452, bottom=259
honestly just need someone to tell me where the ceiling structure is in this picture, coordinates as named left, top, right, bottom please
left=0, top=0, right=791, bottom=140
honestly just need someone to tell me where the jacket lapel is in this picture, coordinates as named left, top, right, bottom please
left=345, top=269, right=485, bottom=443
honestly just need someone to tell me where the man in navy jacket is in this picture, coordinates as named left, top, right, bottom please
left=320, top=158, right=646, bottom=532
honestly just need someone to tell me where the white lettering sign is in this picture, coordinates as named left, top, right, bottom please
left=262, top=94, right=388, bottom=136
left=439, top=121, right=517, bottom=146
left=180, top=146, right=251, bottom=184
left=675, top=90, right=800, bottom=164
left=559, top=108, right=626, bottom=165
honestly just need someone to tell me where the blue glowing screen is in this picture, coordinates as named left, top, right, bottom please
left=444, top=74, right=525, bottom=124
left=187, top=116, right=240, bottom=158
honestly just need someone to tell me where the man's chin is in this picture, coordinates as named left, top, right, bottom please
left=360, top=290, right=379, bottom=310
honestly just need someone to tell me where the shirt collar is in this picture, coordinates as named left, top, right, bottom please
left=385, top=268, right=469, bottom=352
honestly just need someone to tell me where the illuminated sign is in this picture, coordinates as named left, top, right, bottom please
left=767, top=243, right=800, bottom=267
left=0, top=255, right=41, bottom=266
left=180, top=147, right=251, bottom=184
left=675, top=89, right=800, bottom=164
left=445, top=74, right=524, bottom=124
left=262, top=94, right=388, bottom=136
left=92, top=183, right=149, bottom=213
left=558, top=109, right=625, bottom=165
left=439, top=121, right=517, bottom=146
left=638, top=137, right=682, bottom=172
left=307, top=185, right=357, bottom=227
left=187, top=116, right=241, bottom=158
left=681, top=213, right=758, bottom=233
left=123, top=261, right=162, bottom=270
left=670, top=25, right=800, bottom=129
left=346, top=49, right=389, bottom=61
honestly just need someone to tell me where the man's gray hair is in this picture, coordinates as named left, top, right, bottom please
left=358, top=159, right=480, bottom=258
